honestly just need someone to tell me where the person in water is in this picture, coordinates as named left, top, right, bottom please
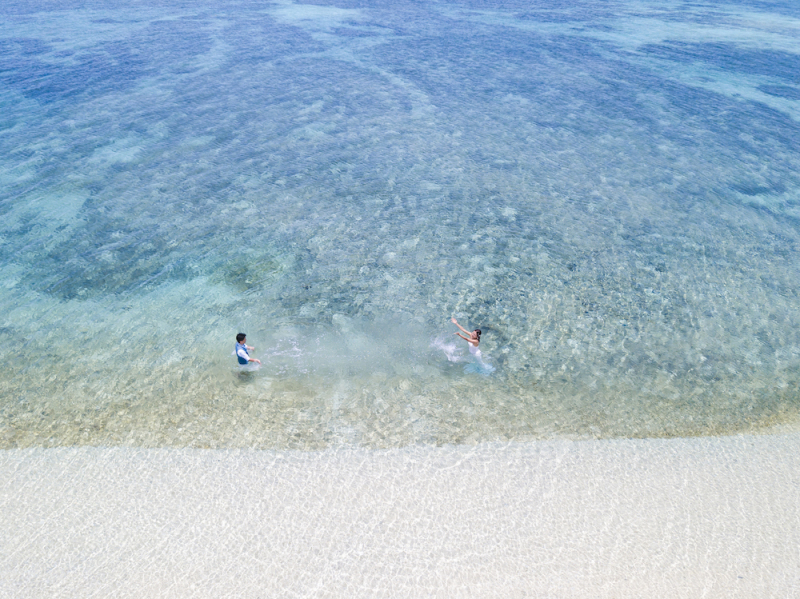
left=451, top=317, right=481, bottom=359
left=235, top=333, right=261, bottom=365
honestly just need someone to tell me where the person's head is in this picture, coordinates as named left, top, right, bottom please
left=236, top=333, right=246, bottom=343
left=473, top=329, right=481, bottom=341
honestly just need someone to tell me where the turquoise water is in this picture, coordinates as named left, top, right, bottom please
left=1, top=0, right=799, bottom=449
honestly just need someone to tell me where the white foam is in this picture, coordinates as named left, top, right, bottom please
left=1, top=433, right=798, bottom=597
left=431, top=333, right=465, bottom=362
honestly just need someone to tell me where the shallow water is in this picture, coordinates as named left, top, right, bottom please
left=2, top=0, right=800, bottom=448
left=3, top=435, right=799, bottom=597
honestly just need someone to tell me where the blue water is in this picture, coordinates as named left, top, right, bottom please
left=1, top=0, right=799, bottom=448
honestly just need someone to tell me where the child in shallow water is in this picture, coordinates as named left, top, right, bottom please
left=451, top=317, right=482, bottom=359
left=234, top=333, right=261, bottom=365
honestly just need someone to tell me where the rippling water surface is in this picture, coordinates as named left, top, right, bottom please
left=2, top=0, right=800, bottom=448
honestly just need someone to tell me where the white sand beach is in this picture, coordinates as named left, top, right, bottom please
left=3, top=1, right=800, bottom=597
left=1, top=433, right=798, bottom=598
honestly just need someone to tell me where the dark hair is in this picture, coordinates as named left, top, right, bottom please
left=474, top=329, right=481, bottom=341
left=236, top=333, right=246, bottom=343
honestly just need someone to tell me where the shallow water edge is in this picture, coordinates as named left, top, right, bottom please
left=2, top=0, right=800, bottom=448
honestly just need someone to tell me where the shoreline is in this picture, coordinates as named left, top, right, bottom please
left=2, top=433, right=799, bottom=598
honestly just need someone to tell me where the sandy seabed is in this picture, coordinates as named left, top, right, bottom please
left=1, top=433, right=799, bottom=598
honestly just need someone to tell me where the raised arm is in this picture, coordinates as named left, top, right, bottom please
left=454, top=332, right=473, bottom=343
left=451, top=317, right=471, bottom=335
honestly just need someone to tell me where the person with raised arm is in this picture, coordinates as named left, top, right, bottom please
left=451, top=317, right=482, bottom=359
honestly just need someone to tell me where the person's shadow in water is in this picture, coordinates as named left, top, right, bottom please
left=464, top=360, right=495, bottom=376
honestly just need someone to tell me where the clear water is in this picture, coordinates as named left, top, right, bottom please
left=2, top=0, right=800, bottom=449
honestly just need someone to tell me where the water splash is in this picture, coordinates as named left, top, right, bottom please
left=430, top=334, right=465, bottom=363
